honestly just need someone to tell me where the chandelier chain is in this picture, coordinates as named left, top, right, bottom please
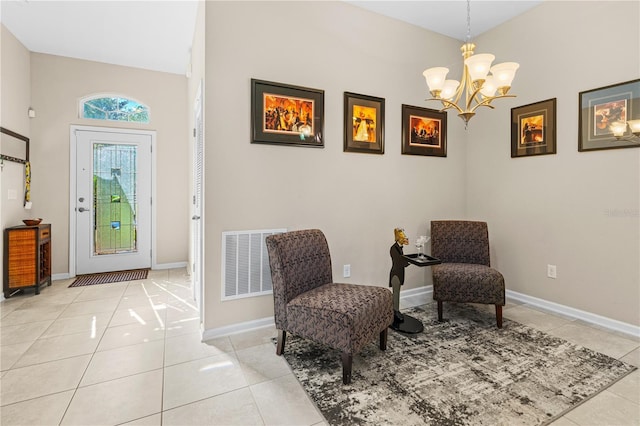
left=466, top=0, right=471, bottom=42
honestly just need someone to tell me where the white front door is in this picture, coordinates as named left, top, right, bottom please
left=75, top=129, right=152, bottom=274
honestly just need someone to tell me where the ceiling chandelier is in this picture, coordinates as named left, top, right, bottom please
left=423, top=0, right=520, bottom=126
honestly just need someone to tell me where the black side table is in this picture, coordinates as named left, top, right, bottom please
left=390, top=253, right=441, bottom=334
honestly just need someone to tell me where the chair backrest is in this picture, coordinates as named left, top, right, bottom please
left=265, top=229, right=333, bottom=329
left=431, top=220, right=491, bottom=266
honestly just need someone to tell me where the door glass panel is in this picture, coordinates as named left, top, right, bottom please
left=93, top=143, right=138, bottom=255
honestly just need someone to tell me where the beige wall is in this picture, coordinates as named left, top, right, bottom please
left=467, top=1, right=640, bottom=325
left=1, top=24, right=32, bottom=290
left=29, top=53, right=190, bottom=275
left=203, top=1, right=468, bottom=329
left=1, top=25, right=30, bottom=140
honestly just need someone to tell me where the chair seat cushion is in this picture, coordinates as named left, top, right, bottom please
left=432, top=263, right=505, bottom=305
left=286, top=283, right=393, bottom=354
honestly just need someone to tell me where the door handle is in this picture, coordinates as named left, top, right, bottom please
left=78, top=207, right=90, bottom=212
left=192, top=215, right=201, bottom=220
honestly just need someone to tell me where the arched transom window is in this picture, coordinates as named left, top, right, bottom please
left=80, top=95, right=150, bottom=123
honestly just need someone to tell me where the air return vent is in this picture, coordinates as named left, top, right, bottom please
left=221, top=228, right=286, bottom=301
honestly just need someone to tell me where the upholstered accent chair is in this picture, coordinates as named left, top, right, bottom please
left=265, top=229, right=394, bottom=384
left=430, top=220, right=505, bottom=328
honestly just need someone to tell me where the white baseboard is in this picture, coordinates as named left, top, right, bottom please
left=400, top=285, right=433, bottom=300
left=202, top=316, right=275, bottom=341
left=52, top=273, right=71, bottom=281
left=506, top=289, right=640, bottom=339
left=52, top=263, right=187, bottom=282
left=199, top=285, right=639, bottom=342
left=153, top=261, right=188, bottom=270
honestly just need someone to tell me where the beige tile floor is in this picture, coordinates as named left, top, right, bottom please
left=0, top=270, right=637, bottom=425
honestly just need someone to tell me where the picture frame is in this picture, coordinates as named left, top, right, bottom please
left=401, top=104, right=447, bottom=157
left=344, top=92, right=385, bottom=154
left=578, top=79, right=640, bottom=152
left=511, top=98, right=557, bottom=158
left=251, top=79, right=324, bottom=148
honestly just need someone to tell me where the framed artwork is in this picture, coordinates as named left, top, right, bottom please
left=251, top=79, right=324, bottom=148
left=579, top=79, right=640, bottom=152
left=511, top=98, right=557, bottom=158
left=344, top=92, right=385, bottom=154
left=401, top=104, right=447, bottom=157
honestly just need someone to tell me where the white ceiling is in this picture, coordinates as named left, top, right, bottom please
left=0, top=0, right=541, bottom=76
left=0, top=0, right=199, bottom=75
left=347, top=1, right=542, bottom=41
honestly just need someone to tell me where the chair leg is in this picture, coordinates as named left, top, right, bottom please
left=379, top=328, right=388, bottom=351
left=496, top=305, right=503, bottom=329
left=341, top=352, right=353, bottom=385
left=437, top=300, right=443, bottom=321
left=276, top=329, right=286, bottom=355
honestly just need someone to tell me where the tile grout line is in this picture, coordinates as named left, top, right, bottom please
left=159, top=278, right=167, bottom=426
left=57, top=282, right=126, bottom=425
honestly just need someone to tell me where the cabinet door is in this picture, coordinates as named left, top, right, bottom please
left=7, top=228, right=37, bottom=287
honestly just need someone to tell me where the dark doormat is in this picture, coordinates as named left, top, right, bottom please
left=69, top=269, right=149, bottom=287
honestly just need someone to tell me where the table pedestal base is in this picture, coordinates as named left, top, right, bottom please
left=390, top=311, right=424, bottom=334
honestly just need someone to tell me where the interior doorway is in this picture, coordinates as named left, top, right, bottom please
left=192, top=81, right=204, bottom=317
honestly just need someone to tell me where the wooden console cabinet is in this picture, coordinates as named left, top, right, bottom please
left=3, top=224, right=51, bottom=298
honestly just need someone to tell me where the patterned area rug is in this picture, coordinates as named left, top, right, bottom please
left=281, top=303, right=636, bottom=426
left=69, top=269, right=149, bottom=287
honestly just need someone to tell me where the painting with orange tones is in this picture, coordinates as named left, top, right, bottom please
left=251, top=79, right=324, bottom=148
left=401, top=105, right=447, bottom=157
left=511, top=98, right=556, bottom=157
left=352, top=105, right=377, bottom=143
left=344, top=92, right=385, bottom=154
left=263, top=93, right=314, bottom=135
left=592, top=100, right=626, bottom=136
left=519, top=114, right=545, bottom=145
left=409, top=115, right=441, bottom=147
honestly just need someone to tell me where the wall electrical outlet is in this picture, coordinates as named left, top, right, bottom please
left=547, top=264, right=557, bottom=279
left=343, top=264, right=351, bottom=278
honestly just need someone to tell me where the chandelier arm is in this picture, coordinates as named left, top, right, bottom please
left=434, top=98, right=465, bottom=114
left=469, top=102, right=496, bottom=113
left=493, top=94, right=517, bottom=100
left=465, top=86, right=485, bottom=111
left=469, top=94, right=517, bottom=113
left=452, top=80, right=466, bottom=106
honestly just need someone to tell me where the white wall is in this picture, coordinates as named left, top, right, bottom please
left=467, top=1, right=639, bottom=326
left=1, top=24, right=32, bottom=290
left=29, top=53, right=190, bottom=275
left=203, top=1, right=468, bottom=329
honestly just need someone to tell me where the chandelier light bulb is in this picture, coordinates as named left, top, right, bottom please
left=464, top=53, right=495, bottom=82
left=627, top=119, right=640, bottom=135
left=610, top=121, right=627, bottom=137
left=423, top=67, right=449, bottom=92
left=479, top=75, right=497, bottom=97
left=441, top=80, right=460, bottom=100
left=490, top=62, right=520, bottom=88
